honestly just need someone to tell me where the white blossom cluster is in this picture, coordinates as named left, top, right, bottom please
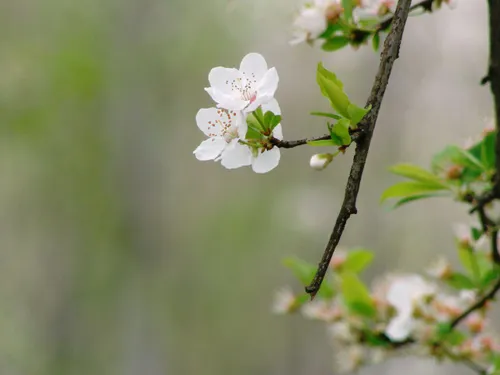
left=194, top=53, right=284, bottom=173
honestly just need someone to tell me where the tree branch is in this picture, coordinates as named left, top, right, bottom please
left=472, top=1, right=500, bottom=211
left=377, top=0, right=433, bottom=32
left=272, top=130, right=363, bottom=149
left=304, top=0, right=413, bottom=298
left=450, top=276, right=500, bottom=329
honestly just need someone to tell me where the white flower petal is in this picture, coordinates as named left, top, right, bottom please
left=220, top=141, right=252, bottom=169
left=195, top=108, right=221, bottom=136
left=193, top=138, right=226, bottom=161
left=252, top=147, right=280, bottom=173
left=237, top=113, right=248, bottom=139
left=293, top=7, right=327, bottom=40
left=385, top=313, right=414, bottom=341
left=272, top=124, right=283, bottom=140
left=207, top=67, right=241, bottom=97
left=239, top=53, right=268, bottom=83
left=205, top=88, right=247, bottom=111
left=257, top=67, right=279, bottom=99
left=261, top=98, right=281, bottom=115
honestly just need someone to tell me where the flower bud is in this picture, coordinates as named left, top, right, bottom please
left=310, top=153, right=334, bottom=171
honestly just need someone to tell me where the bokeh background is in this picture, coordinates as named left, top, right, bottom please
left=0, top=1, right=496, bottom=374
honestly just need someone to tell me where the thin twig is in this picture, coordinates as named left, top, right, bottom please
left=304, top=0, right=413, bottom=298
left=492, top=229, right=500, bottom=264
left=450, top=277, right=500, bottom=329
left=440, top=345, right=488, bottom=375
left=272, top=130, right=363, bottom=149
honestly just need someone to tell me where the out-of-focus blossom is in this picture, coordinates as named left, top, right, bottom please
left=426, top=256, right=453, bottom=279
left=272, top=287, right=297, bottom=314
left=385, top=275, right=436, bottom=341
left=290, top=0, right=343, bottom=45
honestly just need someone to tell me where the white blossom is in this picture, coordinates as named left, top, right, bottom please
left=272, top=287, right=296, bottom=314
left=290, top=0, right=342, bottom=45
left=205, top=53, right=278, bottom=113
left=426, top=256, right=452, bottom=279
left=193, top=107, right=250, bottom=169
left=310, top=153, right=334, bottom=170
left=226, top=99, right=283, bottom=173
left=354, top=0, right=395, bottom=22
left=385, top=275, right=436, bottom=341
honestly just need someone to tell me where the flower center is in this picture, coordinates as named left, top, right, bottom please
left=227, top=73, right=258, bottom=104
left=214, top=109, right=239, bottom=143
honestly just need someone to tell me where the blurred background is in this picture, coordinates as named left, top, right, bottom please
left=0, top=0, right=496, bottom=374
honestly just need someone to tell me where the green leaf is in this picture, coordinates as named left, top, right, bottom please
left=341, top=249, right=374, bottom=274
left=246, top=109, right=265, bottom=132
left=319, top=23, right=345, bottom=39
left=322, top=36, right=350, bottom=51
left=331, top=118, right=351, bottom=145
left=467, top=130, right=495, bottom=170
left=342, top=0, right=353, bottom=22
left=389, top=164, right=449, bottom=188
left=347, top=103, right=370, bottom=126
left=310, top=111, right=342, bottom=120
left=443, top=330, right=467, bottom=346
left=283, top=257, right=334, bottom=298
left=263, top=111, right=281, bottom=131
left=436, top=322, right=452, bottom=336
left=372, top=32, right=380, bottom=51
left=480, top=266, right=500, bottom=288
left=307, top=139, right=337, bottom=147
left=388, top=193, right=449, bottom=209
left=340, top=272, right=376, bottom=318
left=380, top=181, right=448, bottom=203
left=457, top=247, right=491, bottom=283
left=471, top=227, right=483, bottom=241
left=432, top=145, right=485, bottom=180
left=317, top=63, right=350, bottom=118
left=445, top=272, right=476, bottom=290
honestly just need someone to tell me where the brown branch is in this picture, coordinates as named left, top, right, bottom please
left=304, top=0, right=413, bottom=298
left=272, top=130, right=363, bottom=149
left=472, top=1, right=500, bottom=212
left=377, top=0, right=433, bottom=32
left=450, top=277, right=500, bottom=329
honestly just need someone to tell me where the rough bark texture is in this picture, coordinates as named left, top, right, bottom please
left=305, top=0, right=413, bottom=297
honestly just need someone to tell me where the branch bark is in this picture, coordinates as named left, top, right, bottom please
left=305, top=0, right=413, bottom=298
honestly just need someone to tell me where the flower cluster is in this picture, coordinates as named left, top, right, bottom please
left=274, top=225, right=500, bottom=373
left=194, top=53, right=284, bottom=173
left=290, top=0, right=457, bottom=49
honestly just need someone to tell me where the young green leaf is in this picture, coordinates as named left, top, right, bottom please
left=317, top=63, right=350, bottom=118
left=322, top=36, right=350, bottom=51
left=347, top=103, right=370, bottom=126
left=445, top=272, right=476, bottom=290
left=380, top=181, right=448, bottom=203
left=283, top=257, right=334, bottom=298
left=480, top=266, right=500, bottom=288
left=432, top=145, right=485, bottom=177
left=340, top=272, right=376, bottom=318
left=263, top=111, right=281, bottom=131
left=468, top=130, right=495, bottom=170
left=457, top=247, right=490, bottom=283
left=388, top=193, right=449, bottom=209
left=331, top=118, right=351, bottom=145
left=310, top=111, right=342, bottom=120
left=389, top=164, right=449, bottom=188
left=341, top=249, right=374, bottom=274
left=372, top=32, right=380, bottom=51
left=342, top=0, right=353, bottom=22
left=307, top=139, right=338, bottom=147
